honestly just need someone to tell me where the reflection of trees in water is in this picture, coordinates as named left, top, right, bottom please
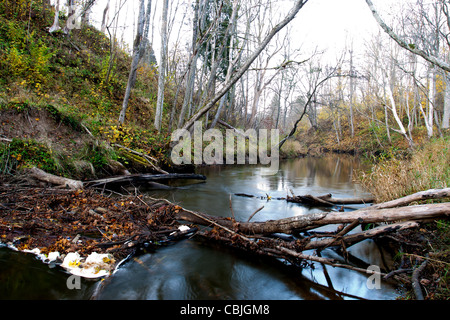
left=281, top=155, right=368, bottom=190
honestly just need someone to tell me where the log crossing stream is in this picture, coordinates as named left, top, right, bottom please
left=0, top=155, right=399, bottom=300
left=96, top=155, right=399, bottom=300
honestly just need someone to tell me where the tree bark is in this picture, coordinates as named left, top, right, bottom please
left=154, top=0, right=169, bottom=131
left=118, top=0, right=146, bottom=125
left=28, top=167, right=83, bottom=190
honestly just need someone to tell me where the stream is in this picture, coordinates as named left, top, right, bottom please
left=0, top=155, right=399, bottom=300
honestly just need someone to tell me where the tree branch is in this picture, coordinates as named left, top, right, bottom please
left=182, top=0, right=310, bottom=131
left=365, top=0, right=450, bottom=72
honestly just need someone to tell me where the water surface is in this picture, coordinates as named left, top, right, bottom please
left=0, top=155, right=399, bottom=300
left=97, top=155, right=398, bottom=300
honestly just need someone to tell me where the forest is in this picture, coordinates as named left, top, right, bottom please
left=0, top=0, right=449, bottom=301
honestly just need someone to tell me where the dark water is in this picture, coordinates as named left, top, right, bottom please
left=0, top=155, right=399, bottom=300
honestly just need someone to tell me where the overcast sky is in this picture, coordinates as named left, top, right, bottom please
left=56, top=0, right=416, bottom=71
left=86, top=0, right=407, bottom=58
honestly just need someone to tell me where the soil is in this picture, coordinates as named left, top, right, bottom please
left=0, top=106, right=90, bottom=155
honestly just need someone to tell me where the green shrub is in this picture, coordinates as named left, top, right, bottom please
left=0, top=138, right=57, bottom=173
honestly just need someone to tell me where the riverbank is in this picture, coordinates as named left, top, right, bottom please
left=1, top=152, right=449, bottom=299
left=0, top=6, right=448, bottom=299
left=357, top=136, right=450, bottom=299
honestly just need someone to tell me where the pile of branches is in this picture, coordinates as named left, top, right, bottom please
left=173, top=188, right=450, bottom=292
left=0, top=183, right=195, bottom=265
left=1, top=170, right=449, bottom=298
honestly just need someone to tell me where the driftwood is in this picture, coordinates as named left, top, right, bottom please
left=287, top=193, right=374, bottom=206
left=235, top=191, right=375, bottom=207
left=28, top=167, right=83, bottom=190
left=85, top=173, right=207, bottom=188
left=25, top=167, right=206, bottom=190
left=368, top=188, right=450, bottom=210
left=172, top=188, right=450, bottom=283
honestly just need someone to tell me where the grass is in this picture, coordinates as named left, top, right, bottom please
left=358, top=136, right=450, bottom=203
left=357, top=136, right=450, bottom=299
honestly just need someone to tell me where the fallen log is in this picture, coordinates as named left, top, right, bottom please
left=234, top=192, right=374, bottom=206
left=85, top=173, right=207, bottom=188
left=368, top=188, right=450, bottom=210
left=176, top=202, right=450, bottom=236
left=286, top=193, right=374, bottom=206
left=28, top=167, right=83, bottom=190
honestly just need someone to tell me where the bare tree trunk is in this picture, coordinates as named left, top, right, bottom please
left=118, top=0, right=146, bottom=125
left=177, top=0, right=200, bottom=129
left=154, top=0, right=169, bottom=131
left=427, top=67, right=436, bottom=138
left=444, top=73, right=450, bottom=128
left=349, top=48, right=355, bottom=137
left=101, top=0, right=110, bottom=33
left=386, top=82, right=414, bottom=148
left=49, top=0, right=60, bottom=33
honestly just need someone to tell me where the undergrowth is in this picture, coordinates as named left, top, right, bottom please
left=358, top=136, right=450, bottom=300
left=358, top=136, right=450, bottom=203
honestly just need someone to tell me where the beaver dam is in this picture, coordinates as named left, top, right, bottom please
left=1, top=160, right=449, bottom=299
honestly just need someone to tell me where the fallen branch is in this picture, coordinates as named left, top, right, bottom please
left=368, top=188, right=450, bottom=210
left=287, top=193, right=374, bottom=206
left=302, top=221, right=419, bottom=250
left=235, top=192, right=374, bottom=206
left=28, top=167, right=83, bottom=190
left=85, top=173, right=207, bottom=188
left=274, top=246, right=387, bottom=276
left=412, top=258, right=428, bottom=300
left=112, top=143, right=169, bottom=174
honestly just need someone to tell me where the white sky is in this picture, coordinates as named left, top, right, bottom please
left=86, top=0, right=410, bottom=62
left=50, top=0, right=414, bottom=60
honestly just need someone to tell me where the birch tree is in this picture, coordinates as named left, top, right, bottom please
left=118, top=0, right=146, bottom=125
left=49, top=0, right=60, bottom=33
left=154, top=0, right=169, bottom=131
left=365, top=0, right=450, bottom=128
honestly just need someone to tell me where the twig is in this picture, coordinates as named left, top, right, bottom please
left=383, top=268, right=413, bottom=280
left=229, top=194, right=235, bottom=220
left=81, top=123, right=94, bottom=137
left=247, top=206, right=264, bottom=222
left=412, top=258, right=428, bottom=300
left=404, top=253, right=450, bottom=266
left=147, top=196, right=252, bottom=242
